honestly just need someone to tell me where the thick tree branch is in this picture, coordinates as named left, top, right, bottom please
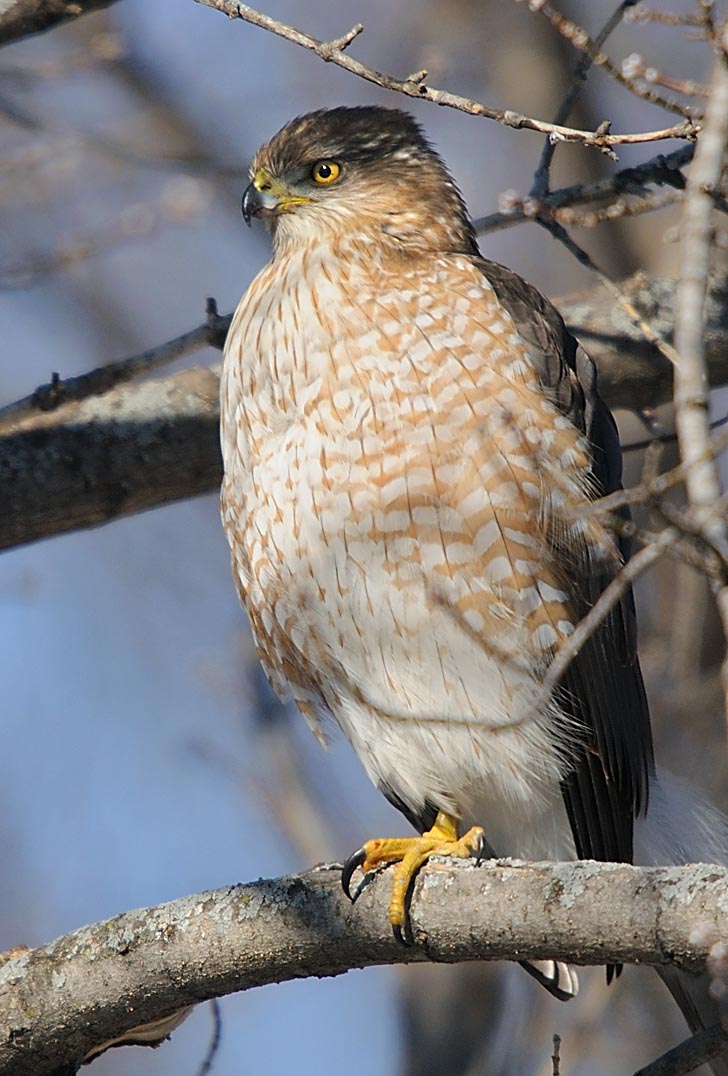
left=3, top=272, right=728, bottom=552
left=1, top=859, right=727, bottom=1075
left=562, top=271, right=728, bottom=410
left=0, top=0, right=118, bottom=47
left=0, top=366, right=221, bottom=550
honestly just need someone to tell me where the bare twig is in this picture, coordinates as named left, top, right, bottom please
left=0, top=299, right=228, bottom=431
left=194, top=0, right=700, bottom=152
left=1, top=860, right=727, bottom=1075
left=551, top=1034, right=561, bottom=1076
left=595, top=426, right=728, bottom=508
left=479, top=7, right=689, bottom=375
left=633, top=1023, right=728, bottom=1076
left=530, top=0, right=636, bottom=199
left=673, top=51, right=728, bottom=717
left=537, top=217, right=681, bottom=365
left=526, top=0, right=703, bottom=120
left=624, top=7, right=705, bottom=28
left=556, top=188, right=683, bottom=229
left=195, top=1000, right=222, bottom=1076
left=622, top=53, right=710, bottom=98
left=473, top=145, right=693, bottom=234
left=535, top=530, right=676, bottom=717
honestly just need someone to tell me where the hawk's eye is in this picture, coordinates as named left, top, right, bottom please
left=311, top=160, right=341, bottom=185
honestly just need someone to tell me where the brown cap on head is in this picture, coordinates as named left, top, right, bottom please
left=242, top=106, right=478, bottom=255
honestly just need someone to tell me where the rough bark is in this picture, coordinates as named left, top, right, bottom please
left=0, top=366, right=221, bottom=550
left=1, top=859, right=727, bottom=1075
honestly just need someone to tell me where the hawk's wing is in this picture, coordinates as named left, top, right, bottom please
left=478, top=257, right=655, bottom=867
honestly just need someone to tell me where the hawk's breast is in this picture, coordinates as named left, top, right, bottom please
left=220, top=241, right=612, bottom=819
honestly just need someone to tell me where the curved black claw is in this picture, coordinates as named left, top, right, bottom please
left=392, top=922, right=413, bottom=947
left=473, top=830, right=486, bottom=868
left=341, top=847, right=367, bottom=901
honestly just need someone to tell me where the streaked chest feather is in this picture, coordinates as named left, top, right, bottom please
left=220, top=241, right=613, bottom=738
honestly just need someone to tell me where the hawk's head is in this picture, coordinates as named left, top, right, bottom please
left=242, top=106, right=477, bottom=256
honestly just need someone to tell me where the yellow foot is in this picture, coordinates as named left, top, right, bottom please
left=341, top=810, right=485, bottom=943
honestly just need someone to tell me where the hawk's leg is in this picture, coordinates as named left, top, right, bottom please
left=341, top=810, right=485, bottom=943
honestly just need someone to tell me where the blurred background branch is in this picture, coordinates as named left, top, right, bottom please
left=0, top=0, right=119, bottom=47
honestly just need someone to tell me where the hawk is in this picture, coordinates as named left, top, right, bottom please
left=220, top=105, right=726, bottom=1057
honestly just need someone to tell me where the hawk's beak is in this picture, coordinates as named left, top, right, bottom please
left=242, top=168, right=310, bottom=226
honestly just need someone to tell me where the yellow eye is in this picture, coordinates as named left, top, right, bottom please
left=311, top=160, right=341, bottom=185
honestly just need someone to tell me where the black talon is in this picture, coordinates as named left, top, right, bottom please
left=341, top=847, right=367, bottom=901
left=474, top=832, right=486, bottom=868
left=392, top=922, right=412, bottom=947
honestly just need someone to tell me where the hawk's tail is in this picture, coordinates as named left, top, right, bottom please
left=518, top=957, right=578, bottom=1002
left=635, top=771, right=728, bottom=1075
